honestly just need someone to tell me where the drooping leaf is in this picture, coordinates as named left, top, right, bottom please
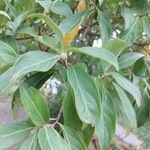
left=119, top=52, right=144, bottom=69
left=97, top=10, right=112, bottom=45
left=38, top=127, right=67, bottom=150
left=95, top=87, right=116, bottom=150
left=111, top=72, right=141, bottom=106
left=0, top=122, right=33, bottom=149
left=61, top=125, right=87, bottom=150
left=20, top=85, right=50, bottom=126
left=12, top=70, right=53, bottom=119
left=113, top=83, right=137, bottom=129
left=67, top=65, right=101, bottom=125
left=19, top=132, right=37, bottom=150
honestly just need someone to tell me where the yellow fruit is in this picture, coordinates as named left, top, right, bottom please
left=77, top=0, right=86, bottom=12
left=64, top=27, right=79, bottom=48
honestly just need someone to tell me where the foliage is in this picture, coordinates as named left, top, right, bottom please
left=0, top=0, right=150, bottom=149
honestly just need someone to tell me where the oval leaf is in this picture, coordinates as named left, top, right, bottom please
left=20, top=85, right=50, bottom=126
left=67, top=65, right=101, bottom=124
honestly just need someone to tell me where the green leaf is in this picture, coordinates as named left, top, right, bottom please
left=0, top=40, right=18, bottom=57
left=20, top=85, right=50, bottom=126
left=111, top=72, right=141, bottom=106
left=19, top=132, right=37, bottom=150
left=104, top=38, right=126, bottom=56
left=119, top=52, right=144, bottom=69
left=12, top=51, right=59, bottom=80
left=67, top=65, right=101, bottom=125
left=143, top=16, right=150, bottom=38
left=76, top=47, right=119, bottom=70
left=0, top=122, right=33, bottom=149
left=38, top=127, right=67, bottom=150
left=120, top=17, right=143, bottom=47
left=113, top=83, right=137, bottom=129
left=50, top=1, right=73, bottom=16
left=59, top=12, right=84, bottom=35
left=0, top=35, right=19, bottom=54
left=12, top=70, right=53, bottom=119
left=121, top=7, right=135, bottom=30
left=61, top=125, right=87, bottom=150
left=95, top=88, right=116, bottom=150
left=0, top=51, right=59, bottom=94
left=29, top=13, right=64, bottom=49
left=97, top=10, right=112, bottom=45
left=63, top=84, right=82, bottom=130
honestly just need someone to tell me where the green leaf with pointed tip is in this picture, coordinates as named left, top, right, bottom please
left=119, top=52, right=144, bottom=69
left=38, top=127, right=67, bottom=150
left=0, top=122, right=33, bottom=149
left=0, top=51, right=59, bottom=94
left=77, top=47, right=119, bottom=70
left=113, top=83, right=137, bottom=129
left=59, top=12, right=84, bottom=35
left=19, top=132, right=37, bottom=150
left=61, top=125, right=87, bottom=150
left=111, top=72, right=141, bottom=106
left=30, top=13, right=64, bottom=49
left=20, top=85, right=50, bottom=126
left=67, top=65, right=101, bottom=125
left=95, top=87, right=116, bottom=150
left=12, top=70, right=53, bottom=119
left=97, top=10, right=112, bottom=45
